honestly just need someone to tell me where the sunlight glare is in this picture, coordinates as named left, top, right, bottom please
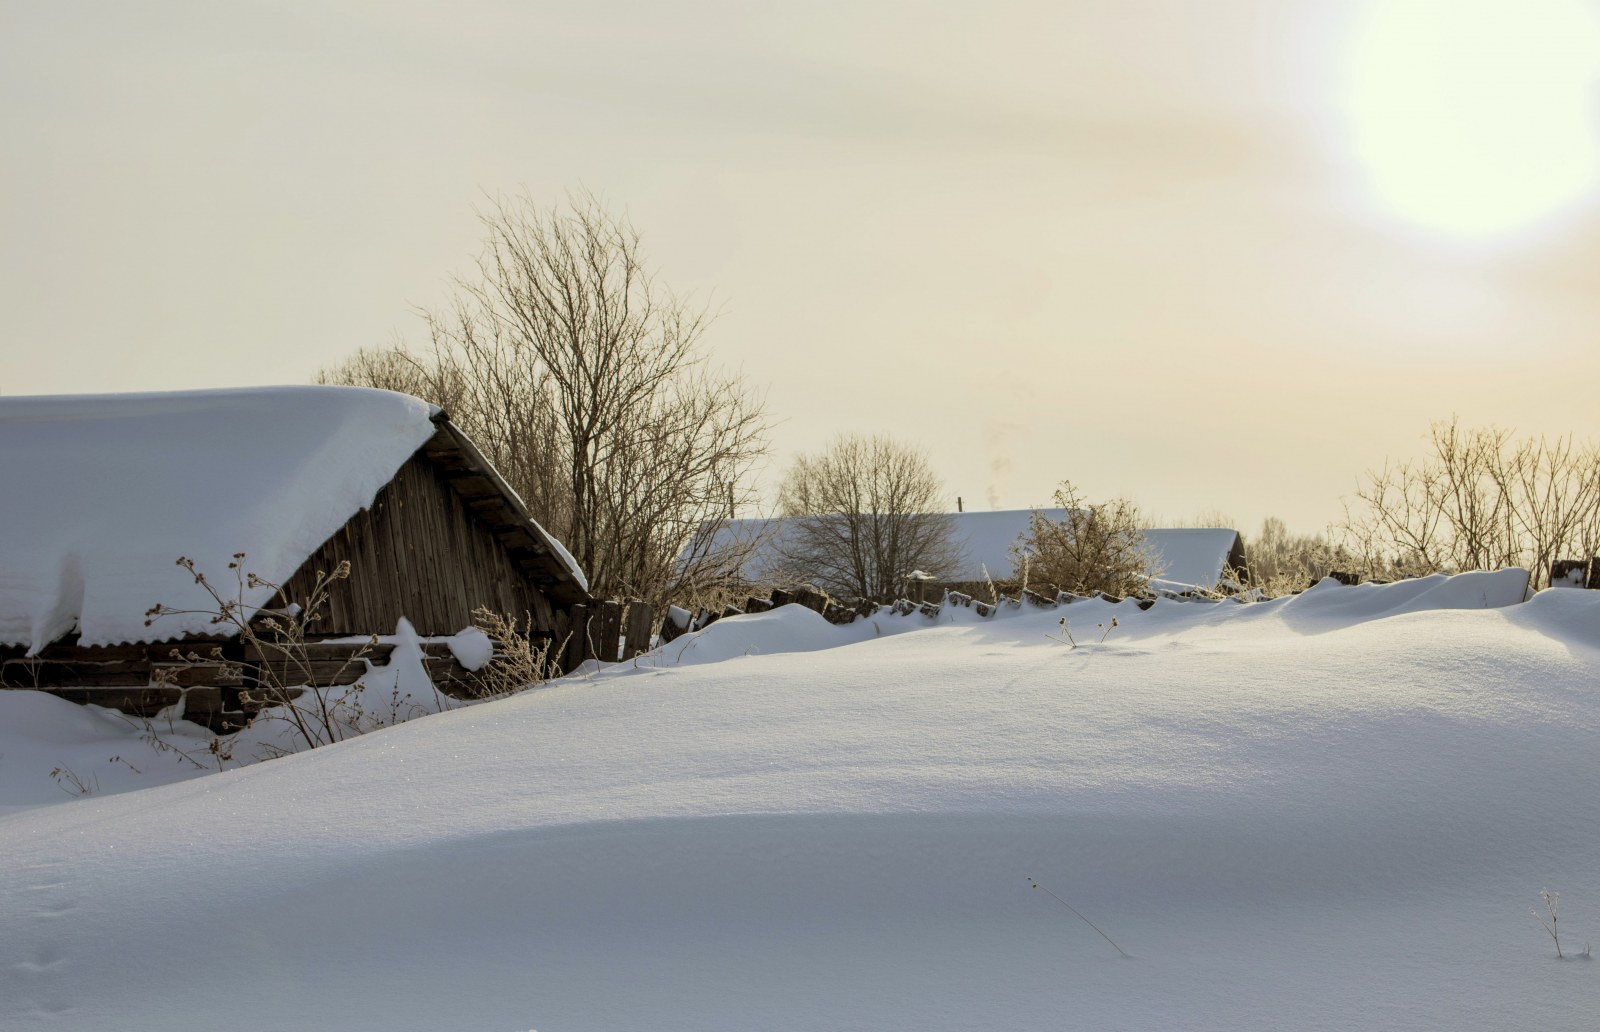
left=1343, top=0, right=1600, bottom=238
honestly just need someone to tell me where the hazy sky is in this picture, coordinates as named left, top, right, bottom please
left=5, top=0, right=1600, bottom=535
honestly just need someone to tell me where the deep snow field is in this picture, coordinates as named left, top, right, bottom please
left=2, top=571, right=1598, bottom=1031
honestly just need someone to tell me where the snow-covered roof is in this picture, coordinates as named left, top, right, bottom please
left=1142, top=528, right=1248, bottom=591
left=697, top=509, right=1244, bottom=591
left=696, top=517, right=790, bottom=581
left=0, top=386, right=584, bottom=652
left=953, top=508, right=1243, bottom=590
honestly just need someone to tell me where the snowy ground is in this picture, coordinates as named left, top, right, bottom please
left=2, top=572, right=1598, bottom=1031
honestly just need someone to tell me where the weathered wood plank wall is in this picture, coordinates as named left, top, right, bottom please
left=280, top=452, right=559, bottom=640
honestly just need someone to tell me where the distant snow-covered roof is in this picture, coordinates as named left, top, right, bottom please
left=696, top=509, right=1243, bottom=592
left=1141, top=528, right=1248, bottom=591
left=0, top=386, right=503, bottom=651
left=696, top=517, right=790, bottom=583
left=956, top=509, right=1243, bottom=590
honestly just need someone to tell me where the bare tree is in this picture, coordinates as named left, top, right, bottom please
left=1341, top=419, right=1600, bottom=588
left=320, top=192, right=768, bottom=608
left=315, top=343, right=470, bottom=416
left=1009, top=482, right=1155, bottom=597
left=775, top=434, right=962, bottom=600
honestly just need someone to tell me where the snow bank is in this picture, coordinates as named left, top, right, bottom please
left=0, top=386, right=438, bottom=651
left=1292, top=567, right=1532, bottom=618
left=444, top=625, right=495, bottom=671
left=649, top=602, right=880, bottom=666
left=2, top=575, right=1597, bottom=1031
left=0, top=618, right=465, bottom=815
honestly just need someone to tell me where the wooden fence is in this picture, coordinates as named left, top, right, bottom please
left=657, top=555, right=1600, bottom=641
left=656, top=583, right=1179, bottom=643
left=1549, top=558, right=1600, bottom=590
left=559, top=599, right=657, bottom=668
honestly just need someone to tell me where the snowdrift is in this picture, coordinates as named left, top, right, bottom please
left=2, top=574, right=1598, bottom=1031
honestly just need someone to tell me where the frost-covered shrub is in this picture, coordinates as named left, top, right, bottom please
left=1009, top=483, right=1156, bottom=598
left=1230, top=517, right=1360, bottom=597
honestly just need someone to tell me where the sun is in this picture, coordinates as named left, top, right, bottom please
left=1342, top=0, right=1600, bottom=239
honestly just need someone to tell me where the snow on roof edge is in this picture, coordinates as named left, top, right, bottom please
left=1, top=387, right=438, bottom=650
left=0, top=387, right=596, bottom=650
left=428, top=416, right=589, bottom=595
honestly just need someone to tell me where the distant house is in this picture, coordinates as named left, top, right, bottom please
left=696, top=509, right=1247, bottom=597
left=940, top=509, right=1248, bottom=593
left=0, top=386, right=590, bottom=727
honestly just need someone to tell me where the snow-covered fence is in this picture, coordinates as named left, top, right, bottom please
left=663, top=584, right=1085, bottom=638
left=660, top=568, right=1564, bottom=644
left=659, top=580, right=1248, bottom=640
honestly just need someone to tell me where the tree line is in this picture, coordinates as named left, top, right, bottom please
left=322, top=193, right=1600, bottom=608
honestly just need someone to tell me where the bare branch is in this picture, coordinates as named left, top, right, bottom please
left=318, top=190, right=769, bottom=610
left=775, top=434, right=963, bottom=601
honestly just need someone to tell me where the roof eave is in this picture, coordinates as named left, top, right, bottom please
left=423, top=412, right=592, bottom=605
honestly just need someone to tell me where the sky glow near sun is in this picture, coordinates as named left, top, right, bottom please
left=7, top=2, right=1600, bottom=536
left=1343, top=0, right=1600, bottom=238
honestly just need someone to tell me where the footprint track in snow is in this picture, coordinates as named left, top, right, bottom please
left=33, top=897, right=80, bottom=918
left=24, top=998, right=75, bottom=1019
left=14, top=948, right=68, bottom=974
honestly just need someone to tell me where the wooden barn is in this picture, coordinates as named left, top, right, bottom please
left=0, top=386, right=592, bottom=730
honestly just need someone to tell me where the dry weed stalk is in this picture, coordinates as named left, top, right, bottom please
left=146, top=553, right=376, bottom=752
left=1534, top=888, right=1565, bottom=959
left=1026, top=876, right=1130, bottom=958
left=465, top=607, right=563, bottom=698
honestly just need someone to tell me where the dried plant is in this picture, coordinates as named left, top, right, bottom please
left=48, top=766, right=97, bottom=797
left=1026, top=876, right=1129, bottom=958
left=1534, top=888, right=1565, bottom=959
left=1047, top=617, right=1079, bottom=648
left=463, top=607, right=564, bottom=698
left=146, top=553, right=376, bottom=752
left=1046, top=615, right=1118, bottom=649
